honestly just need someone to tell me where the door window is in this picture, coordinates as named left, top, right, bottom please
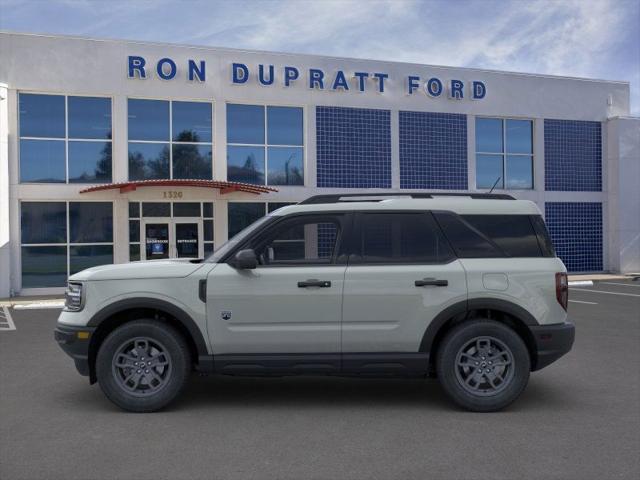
left=252, top=216, right=341, bottom=265
left=355, top=213, right=454, bottom=264
left=145, top=223, right=170, bottom=259
left=175, top=222, right=200, bottom=258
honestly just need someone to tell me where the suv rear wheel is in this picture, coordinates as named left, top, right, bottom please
left=96, top=320, right=191, bottom=412
left=436, top=319, right=530, bottom=412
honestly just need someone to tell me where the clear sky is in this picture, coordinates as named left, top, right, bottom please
left=1, top=0, right=638, bottom=114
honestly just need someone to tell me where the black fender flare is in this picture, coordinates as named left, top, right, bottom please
left=87, top=297, right=209, bottom=356
left=419, top=298, right=539, bottom=353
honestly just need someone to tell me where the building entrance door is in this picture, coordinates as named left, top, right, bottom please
left=142, top=218, right=203, bottom=260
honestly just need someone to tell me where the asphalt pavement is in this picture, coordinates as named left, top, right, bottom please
left=1, top=280, right=639, bottom=480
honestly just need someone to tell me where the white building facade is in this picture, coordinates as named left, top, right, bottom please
left=0, top=32, right=638, bottom=296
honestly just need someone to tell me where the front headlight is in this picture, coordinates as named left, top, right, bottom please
left=64, top=282, right=84, bottom=311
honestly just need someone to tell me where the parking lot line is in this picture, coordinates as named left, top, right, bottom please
left=600, top=282, right=640, bottom=288
left=569, top=288, right=640, bottom=298
left=0, top=306, right=16, bottom=331
left=569, top=300, right=598, bottom=305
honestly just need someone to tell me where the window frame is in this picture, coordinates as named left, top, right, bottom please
left=226, top=102, right=306, bottom=186
left=221, top=211, right=351, bottom=266
left=127, top=97, right=214, bottom=181
left=475, top=116, right=534, bottom=190
left=18, top=92, right=114, bottom=184
left=19, top=200, right=115, bottom=289
left=349, top=211, right=456, bottom=266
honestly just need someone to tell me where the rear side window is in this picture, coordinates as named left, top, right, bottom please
left=462, top=215, right=542, bottom=257
left=530, top=215, right=556, bottom=257
left=433, top=212, right=503, bottom=258
left=355, top=213, right=454, bottom=264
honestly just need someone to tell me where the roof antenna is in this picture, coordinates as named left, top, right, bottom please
left=488, top=177, right=501, bottom=194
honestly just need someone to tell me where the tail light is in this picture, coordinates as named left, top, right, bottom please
left=555, top=272, right=568, bottom=311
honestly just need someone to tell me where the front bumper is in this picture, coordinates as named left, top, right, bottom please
left=530, top=320, right=575, bottom=371
left=54, top=324, right=96, bottom=377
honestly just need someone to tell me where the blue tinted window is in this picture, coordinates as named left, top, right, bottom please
left=172, top=144, right=212, bottom=180
left=142, top=203, right=171, bottom=217
left=19, top=139, right=65, bottom=183
left=476, top=118, right=503, bottom=153
left=21, top=202, right=67, bottom=244
left=476, top=154, right=504, bottom=189
left=506, top=120, right=532, bottom=154
left=69, top=202, right=113, bottom=243
left=267, top=106, right=303, bottom=145
left=19, top=93, right=65, bottom=138
left=172, top=101, right=212, bottom=143
left=68, top=141, right=112, bottom=183
left=130, top=244, right=141, bottom=261
left=128, top=142, right=170, bottom=180
left=227, top=104, right=264, bottom=144
left=204, top=220, right=214, bottom=241
left=70, top=245, right=113, bottom=274
left=130, top=220, right=140, bottom=242
left=68, top=97, right=112, bottom=139
left=227, top=146, right=265, bottom=184
left=506, top=155, right=533, bottom=189
left=228, top=203, right=266, bottom=238
left=21, top=246, right=67, bottom=288
left=267, top=147, right=303, bottom=185
left=203, top=202, right=213, bottom=218
left=128, top=99, right=169, bottom=141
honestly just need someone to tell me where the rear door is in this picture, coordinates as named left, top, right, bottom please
left=341, top=212, right=467, bottom=372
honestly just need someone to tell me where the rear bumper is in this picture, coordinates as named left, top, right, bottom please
left=530, top=320, right=575, bottom=371
left=54, top=324, right=95, bottom=377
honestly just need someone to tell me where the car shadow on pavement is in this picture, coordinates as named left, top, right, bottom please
left=56, top=373, right=575, bottom=414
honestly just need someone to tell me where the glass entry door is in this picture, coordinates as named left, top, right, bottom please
left=142, top=218, right=203, bottom=260
left=144, top=221, right=171, bottom=260
left=174, top=219, right=203, bottom=258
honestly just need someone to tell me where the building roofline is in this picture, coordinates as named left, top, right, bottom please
left=0, top=30, right=631, bottom=86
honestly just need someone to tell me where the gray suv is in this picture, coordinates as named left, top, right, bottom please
left=55, top=193, right=575, bottom=412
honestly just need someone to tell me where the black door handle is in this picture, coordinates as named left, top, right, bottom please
left=415, top=278, right=448, bottom=287
left=298, top=279, right=331, bottom=288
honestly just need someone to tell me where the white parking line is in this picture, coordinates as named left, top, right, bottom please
left=600, top=282, right=640, bottom=288
left=569, top=300, right=598, bottom=305
left=13, top=301, right=65, bottom=310
left=569, top=288, right=640, bottom=298
left=0, top=306, right=16, bottom=331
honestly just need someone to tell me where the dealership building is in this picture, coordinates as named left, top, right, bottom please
left=0, top=31, right=638, bottom=296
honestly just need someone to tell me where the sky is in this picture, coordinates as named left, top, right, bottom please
left=1, top=0, right=639, bottom=114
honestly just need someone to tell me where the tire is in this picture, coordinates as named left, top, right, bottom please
left=96, top=320, right=191, bottom=412
left=436, top=319, right=530, bottom=412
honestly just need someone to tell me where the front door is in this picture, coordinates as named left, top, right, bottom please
left=206, top=214, right=349, bottom=370
left=142, top=218, right=203, bottom=260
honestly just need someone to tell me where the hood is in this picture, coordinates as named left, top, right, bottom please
left=69, top=258, right=207, bottom=281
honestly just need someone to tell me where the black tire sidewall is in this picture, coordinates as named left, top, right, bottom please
left=96, top=320, right=190, bottom=412
left=436, top=319, right=530, bottom=412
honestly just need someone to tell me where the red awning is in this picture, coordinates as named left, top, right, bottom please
left=79, top=179, right=278, bottom=195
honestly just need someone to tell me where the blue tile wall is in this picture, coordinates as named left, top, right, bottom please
left=399, top=111, right=467, bottom=189
left=545, top=202, right=603, bottom=272
left=544, top=119, right=602, bottom=191
left=316, top=106, right=391, bottom=188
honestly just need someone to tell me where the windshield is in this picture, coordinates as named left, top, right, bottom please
left=205, top=215, right=273, bottom=263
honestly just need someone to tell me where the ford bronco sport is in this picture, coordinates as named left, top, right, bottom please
left=55, top=193, right=575, bottom=412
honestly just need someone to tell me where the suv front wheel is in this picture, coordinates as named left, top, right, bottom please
left=96, top=320, right=191, bottom=412
left=436, top=319, right=530, bottom=412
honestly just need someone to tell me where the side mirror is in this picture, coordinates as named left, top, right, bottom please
left=231, top=249, right=258, bottom=270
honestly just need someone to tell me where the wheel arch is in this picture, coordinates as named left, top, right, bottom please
left=86, top=298, right=208, bottom=384
left=421, top=299, right=539, bottom=373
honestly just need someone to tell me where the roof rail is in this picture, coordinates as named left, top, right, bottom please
left=299, top=192, right=515, bottom=204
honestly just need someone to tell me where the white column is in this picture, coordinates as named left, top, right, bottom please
left=0, top=84, right=10, bottom=297
left=607, top=117, right=640, bottom=274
